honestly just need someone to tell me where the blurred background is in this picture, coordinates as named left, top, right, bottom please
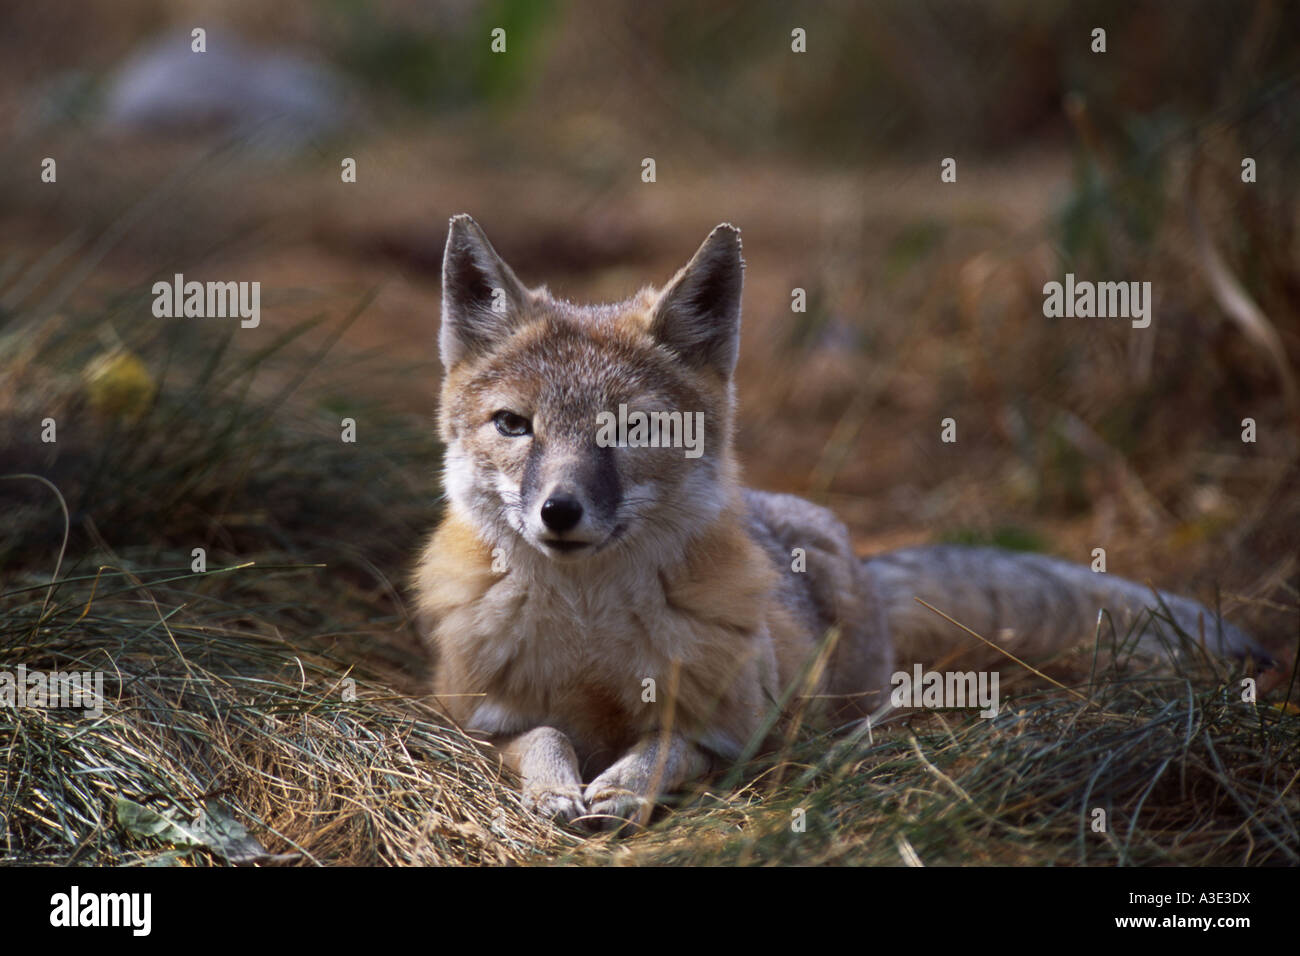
left=2, top=0, right=1297, bottom=651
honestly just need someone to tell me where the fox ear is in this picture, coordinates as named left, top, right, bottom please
left=440, top=214, right=530, bottom=368
left=650, top=223, right=744, bottom=377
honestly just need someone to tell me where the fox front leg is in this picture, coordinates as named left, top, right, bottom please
left=583, top=731, right=711, bottom=831
left=498, top=726, right=586, bottom=823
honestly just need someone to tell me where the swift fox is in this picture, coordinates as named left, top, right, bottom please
left=414, top=215, right=1264, bottom=829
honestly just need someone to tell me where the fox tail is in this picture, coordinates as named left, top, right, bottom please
left=863, top=545, right=1269, bottom=669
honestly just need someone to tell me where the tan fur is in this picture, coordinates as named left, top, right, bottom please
left=418, top=496, right=794, bottom=778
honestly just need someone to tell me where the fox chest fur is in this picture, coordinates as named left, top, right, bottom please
left=416, top=506, right=799, bottom=770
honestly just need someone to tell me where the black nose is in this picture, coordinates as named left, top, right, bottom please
left=540, top=495, right=584, bottom=533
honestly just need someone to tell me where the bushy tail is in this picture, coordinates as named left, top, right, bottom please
left=863, top=545, right=1268, bottom=668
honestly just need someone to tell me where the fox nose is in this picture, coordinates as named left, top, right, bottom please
left=540, top=495, right=584, bottom=533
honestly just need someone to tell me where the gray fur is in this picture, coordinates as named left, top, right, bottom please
left=864, top=545, right=1264, bottom=666
left=743, top=495, right=1267, bottom=694
left=744, top=489, right=895, bottom=717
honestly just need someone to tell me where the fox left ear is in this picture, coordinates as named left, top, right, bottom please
left=650, top=223, right=744, bottom=377
left=440, top=214, right=531, bottom=368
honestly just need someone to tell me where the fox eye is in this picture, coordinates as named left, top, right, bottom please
left=492, top=410, right=532, bottom=437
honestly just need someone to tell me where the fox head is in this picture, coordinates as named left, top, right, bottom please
left=437, top=214, right=745, bottom=565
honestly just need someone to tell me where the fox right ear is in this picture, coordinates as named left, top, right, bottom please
left=650, top=223, right=744, bottom=378
left=440, top=214, right=530, bottom=368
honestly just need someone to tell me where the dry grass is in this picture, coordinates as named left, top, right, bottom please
left=1, top=562, right=580, bottom=865
left=3, top=557, right=1295, bottom=866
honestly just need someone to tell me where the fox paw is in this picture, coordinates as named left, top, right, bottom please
left=582, top=785, right=651, bottom=832
left=522, top=785, right=586, bottom=824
